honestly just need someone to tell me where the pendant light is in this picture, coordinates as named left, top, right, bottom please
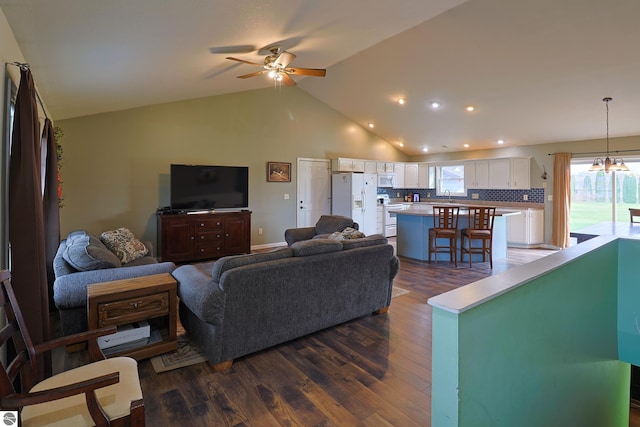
left=590, top=97, right=629, bottom=173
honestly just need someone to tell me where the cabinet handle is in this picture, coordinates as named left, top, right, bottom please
left=190, top=236, right=195, bottom=240
left=201, top=235, right=205, bottom=239
left=129, top=301, right=143, bottom=309
left=200, top=223, right=205, bottom=227
left=226, top=233, right=230, bottom=237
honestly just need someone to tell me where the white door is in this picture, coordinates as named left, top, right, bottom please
left=297, top=158, right=331, bottom=227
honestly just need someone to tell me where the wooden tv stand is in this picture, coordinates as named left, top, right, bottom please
left=157, top=210, right=251, bottom=263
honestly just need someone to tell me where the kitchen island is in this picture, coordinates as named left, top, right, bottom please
left=391, top=204, right=520, bottom=262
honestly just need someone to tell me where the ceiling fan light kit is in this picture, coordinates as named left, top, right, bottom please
left=589, top=97, right=629, bottom=173
left=226, top=45, right=326, bottom=87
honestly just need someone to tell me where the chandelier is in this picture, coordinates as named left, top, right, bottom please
left=589, top=97, right=629, bottom=173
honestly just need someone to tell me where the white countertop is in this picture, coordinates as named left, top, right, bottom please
left=390, top=204, right=521, bottom=217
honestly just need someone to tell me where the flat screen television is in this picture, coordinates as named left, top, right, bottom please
left=170, top=164, right=249, bottom=211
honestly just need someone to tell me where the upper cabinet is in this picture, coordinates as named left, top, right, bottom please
left=487, top=157, right=530, bottom=189
left=404, top=163, right=419, bottom=188
left=393, top=163, right=406, bottom=188
left=464, top=160, right=489, bottom=189
left=418, top=163, right=433, bottom=188
left=364, top=161, right=377, bottom=174
left=376, top=162, right=395, bottom=173
left=331, top=158, right=364, bottom=172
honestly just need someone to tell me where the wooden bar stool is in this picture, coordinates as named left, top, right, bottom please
left=428, top=206, right=460, bottom=266
left=630, top=208, right=640, bottom=223
left=460, top=206, right=496, bottom=268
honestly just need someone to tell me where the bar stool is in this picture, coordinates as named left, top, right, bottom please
left=460, top=206, right=496, bottom=268
left=428, top=206, right=460, bottom=266
left=630, top=208, right=640, bottom=224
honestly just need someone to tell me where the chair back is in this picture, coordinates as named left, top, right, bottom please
left=630, top=208, right=640, bottom=224
left=468, top=206, right=496, bottom=231
left=0, top=270, right=39, bottom=397
left=433, top=206, right=460, bottom=230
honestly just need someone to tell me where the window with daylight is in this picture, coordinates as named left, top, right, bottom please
left=436, top=164, right=465, bottom=196
left=570, top=158, right=640, bottom=231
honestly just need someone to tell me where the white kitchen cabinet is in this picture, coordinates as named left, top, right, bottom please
left=393, top=163, right=406, bottom=188
left=510, top=157, right=531, bottom=189
left=331, top=158, right=364, bottom=172
left=364, top=161, right=377, bottom=174
left=486, top=157, right=530, bottom=189
left=376, top=205, right=384, bottom=234
left=418, top=162, right=433, bottom=188
left=377, top=162, right=395, bottom=173
left=464, top=160, right=489, bottom=189
left=404, top=163, right=419, bottom=188
left=507, top=208, right=544, bottom=247
left=488, top=158, right=511, bottom=189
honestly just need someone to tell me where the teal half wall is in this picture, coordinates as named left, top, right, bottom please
left=430, top=236, right=639, bottom=427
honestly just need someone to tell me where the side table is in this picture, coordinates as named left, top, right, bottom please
left=87, top=273, right=178, bottom=360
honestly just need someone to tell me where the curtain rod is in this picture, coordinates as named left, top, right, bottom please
left=6, top=61, right=49, bottom=120
left=548, top=148, right=640, bottom=156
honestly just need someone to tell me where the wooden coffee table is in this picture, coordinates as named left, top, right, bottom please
left=87, top=273, right=178, bottom=360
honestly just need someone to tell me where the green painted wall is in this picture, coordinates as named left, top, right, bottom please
left=432, top=239, right=631, bottom=427
left=56, top=87, right=406, bottom=248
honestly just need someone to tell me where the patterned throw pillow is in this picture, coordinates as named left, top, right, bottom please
left=327, top=227, right=366, bottom=240
left=100, top=227, right=149, bottom=264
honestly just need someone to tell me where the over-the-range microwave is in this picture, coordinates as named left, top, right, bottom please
left=377, top=173, right=395, bottom=188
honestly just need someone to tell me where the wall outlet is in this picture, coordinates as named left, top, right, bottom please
left=258, top=228, right=263, bottom=235
left=284, top=193, right=289, bottom=200
left=548, top=195, right=553, bottom=201
left=396, top=192, right=400, bottom=197
left=542, top=182, right=547, bottom=188
left=427, top=192, right=431, bottom=198
left=523, top=194, right=528, bottom=201
left=471, top=193, right=479, bottom=199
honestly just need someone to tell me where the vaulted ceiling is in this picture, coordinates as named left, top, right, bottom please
left=2, top=0, right=639, bottom=155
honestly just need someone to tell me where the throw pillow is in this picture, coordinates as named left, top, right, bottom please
left=63, top=230, right=122, bottom=271
left=100, top=227, right=149, bottom=264
left=327, top=227, right=366, bottom=241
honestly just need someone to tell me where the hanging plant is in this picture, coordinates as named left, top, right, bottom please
left=54, top=126, right=64, bottom=208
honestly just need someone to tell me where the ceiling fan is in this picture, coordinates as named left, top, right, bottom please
left=226, top=46, right=326, bottom=86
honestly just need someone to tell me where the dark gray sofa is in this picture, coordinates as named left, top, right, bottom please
left=284, top=214, right=359, bottom=246
left=173, top=234, right=399, bottom=370
left=53, top=230, right=176, bottom=336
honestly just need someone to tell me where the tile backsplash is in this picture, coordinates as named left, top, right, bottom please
left=378, top=187, right=545, bottom=204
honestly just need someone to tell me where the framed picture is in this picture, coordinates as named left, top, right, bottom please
left=267, top=162, right=291, bottom=182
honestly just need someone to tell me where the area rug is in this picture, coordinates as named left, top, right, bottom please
left=392, top=286, right=410, bottom=298
left=150, top=324, right=207, bottom=373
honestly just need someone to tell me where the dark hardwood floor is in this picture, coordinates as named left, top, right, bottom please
left=54, top=244, right=640, bottom=426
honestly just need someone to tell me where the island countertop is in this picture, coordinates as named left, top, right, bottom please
left=389, top=204, right=521, bottom=217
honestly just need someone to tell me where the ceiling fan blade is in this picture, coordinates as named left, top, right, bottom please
left=210, top=45, right=256, bottom=54
left=237, top=70, right=267, bottom=79
left=281, top=73, right=297, bottom=86
left=274, top=51, right=296, bottom=68
left=285, top=67, right=326, bottom=77
left=226, top=57, right=262, bottom=67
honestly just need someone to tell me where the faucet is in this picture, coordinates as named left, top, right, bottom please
left=445, top=189, right=451, bottom=203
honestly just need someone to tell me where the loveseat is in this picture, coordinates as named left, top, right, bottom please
left=53, top=230, right=175, bottom=336
left=284, top=215, right=359, bottom=246
left=173, top=234, right=399, bottom=370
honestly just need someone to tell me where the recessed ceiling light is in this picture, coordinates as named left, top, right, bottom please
left=497, top=139, right=504, bottom=145
left=431, top=102, right=440, bottom=109
left=398, top=142, right=404, bottom=147
left=466, top=105, right=475, bottom=112
left=398, top=98, right=405, bottom=105
left=422, top=147, right=429, bottom=152
left=368, top=123, right=375, bottom=129
left=463, top=144, right=470, bottom=148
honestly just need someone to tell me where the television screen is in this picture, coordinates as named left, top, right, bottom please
left=170, top=164, right=249, bottom=210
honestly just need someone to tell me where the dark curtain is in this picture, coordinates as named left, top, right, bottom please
left=42, top=118, right=60, bottom=310
left=8, top=68, right=50, bottom=373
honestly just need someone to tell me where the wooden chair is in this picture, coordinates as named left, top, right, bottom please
left=630, top=208, right=640, bottom=224
left=0, top=270, right=145, bottom=427
left=460, top=206, right=496, bottom=268
left=428, top=206, right=460, bottom=266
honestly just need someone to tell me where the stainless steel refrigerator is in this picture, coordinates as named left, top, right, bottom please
left=331, top=173, right=378, bottom=236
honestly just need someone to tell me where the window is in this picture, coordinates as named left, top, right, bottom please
left=436, top=164, right=465, bottom=196
left=570, top=158, right=640, bottom=231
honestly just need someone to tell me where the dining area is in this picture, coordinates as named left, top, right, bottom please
left=391, top=203, right=521, bottom=267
